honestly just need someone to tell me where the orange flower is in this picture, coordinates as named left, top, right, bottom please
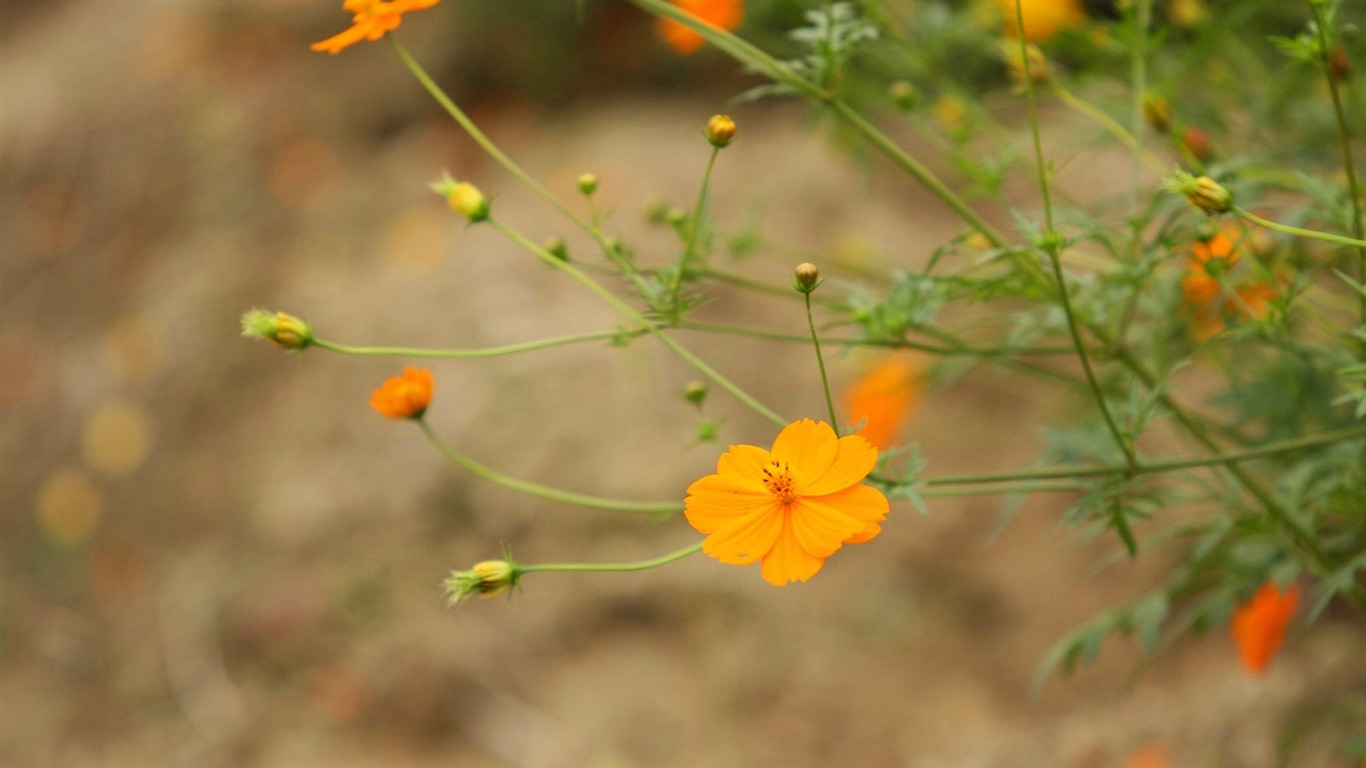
left=311, top=0, right=443, bottom=55
left=993, top=0, right=1085, bottom=43
left=369, top=367, right=433, bottom=419
left=843, top=356, right=924, bottom=451
left=1182, top=228, right=1276, bottom=338
left=656, top=0, right=743, bottom=56
left=684, top=419, right=889, bottom=586
left=1231, top=580, right=1300, bottom=675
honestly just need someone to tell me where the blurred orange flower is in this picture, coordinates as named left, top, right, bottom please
left=993, top=0, right=1084, bottom=43
left=1231, top=580, right=1300, bottom=675
left=1181, top=228, right=1276, bottom=338
left=684, top=419, right=888, bottom=586
left=843, top=356, right=924, bottom=451
left=656, top=0, right=743, bottom=56
left=370, top=367, right=433, bottom=419
left=311, top=0, right=442, bottom=55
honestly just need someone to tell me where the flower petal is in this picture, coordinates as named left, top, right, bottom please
left=759, top=513, right=825, bottom=586
left=790, top=498, right=865, bottom=558
left=311, top=24, right=372, bottom=53
left=813, top=484, right=889, bottom=543
left=703, top=506, right=782, bottom=565
left=769, top=419, right=839, bottom=486
left=716, top=443, right=771, bottom=480
left=802, top=432, right=878, bottom=496
left=685, top=473, right=773, bottom=534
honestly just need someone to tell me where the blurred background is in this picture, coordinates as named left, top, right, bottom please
left=2, top=0, right=1363, bottom=766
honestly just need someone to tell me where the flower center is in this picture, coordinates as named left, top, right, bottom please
left=761, top=461, right=798, bottom=504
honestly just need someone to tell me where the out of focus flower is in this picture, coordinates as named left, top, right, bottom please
left=684, top=419, right=888, bottom=586
left=1181, top=228, right=1275, bottom=338
left=993, top=0, right=1084, bottom=43
left=241, top=309, right=313, bottom=350
left=656, top=0, right=743, bottom=56
left=843, top=356, right=923, bottom=451
left=445, top=559, right=519, bottom=603
left=311, top=0, right=443, bottom=55
left=1231, top=580, right=1300, bottom=675
left=705, top=114, right=737, bottom=148
left=370, top=367, right=433, bottom=420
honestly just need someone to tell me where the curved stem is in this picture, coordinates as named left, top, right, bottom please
left=487, top=216, right=788, bottom=426
left=520, top=542, right=703, bottom=574
left=669, top=147, right=721, bottom=317
left=1014, top=0, right=1137, bottom=470
left=919, top=424, right=1366, bottom=487
left=418, top=419, right=683, bottom=515
left=804, top=292, right=840, bottom=432
left=313, top=330, right=642, bottom=359
left=1232, top=207, right=1366, bottom=250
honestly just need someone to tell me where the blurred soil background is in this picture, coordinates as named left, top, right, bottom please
left=2, top=1, right=1364, bottom=766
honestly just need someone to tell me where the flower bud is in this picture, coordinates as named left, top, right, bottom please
left=683, top=381, right=709, bottom=406
left=888, top=80, right=918, bottom=111
left=1329, top=45, right=1349, bottom=83
left=542, top=236, right=569, bottom=262
left=1168, top=172, right=1232, bottom=216
left=1142, top=95, right=1172, bottom=134
left=577, top=173, right=599, bottom=196
left=430, top=172, right=490, bottom=222
left=1181, top=126, right=1214, bottom=163
left=793, top=262, right=821, bottom=293
left=445, top=559, right=520, bottom=604
left=705, top=114, right=736, bottom=148
left=240, top=308, right=313, bottom=350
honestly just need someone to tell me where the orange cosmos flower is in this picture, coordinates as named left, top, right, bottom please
left=684, top=419, right=889, bottom=586
left=370, top=366, right=433, bottom=419
left=1231, top=580, right=1300, bottom=675
left=311, top=0, right=443, bottom=55
left=1182, top=227, right=1277, bottom=337
left=843, top=356, right=924, bottom=451
left=656, top=0, right=743, bottom=56
left=993, top=0, right=1085, bottom=43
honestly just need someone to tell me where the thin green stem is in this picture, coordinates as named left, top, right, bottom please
left=1014, top=0, right=1137, bottom=470
left=1048, top=81, right=1165, bottom=176
left=418, top=419, right=683, bottom=515
left=1129, top=0, right=1152, bottom=214
left=487, top=216, right=787, bottom=427
left=1306, top=0, right=1365, bottom=331
left=624, top=0, right=1009, bottom=249
left=520, top=542, right=703, bottom=574
left=921, top=424, right=1366, bottom=487
left=918, top=481, right=1091, bottom=498
left=389, top=39, right=586, bottom=232
left=312, top=330, right=642, bottom=359
left=668, top=147, right=721, bottom=317
left=1233, top=207, right=1366, bottom=250
left=804, top=291, right=840, bottom=432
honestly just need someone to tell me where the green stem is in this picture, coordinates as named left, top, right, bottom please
left=1232, top=207, right=1366, bottom=250
left=487, top=216, right=787, bottom=427
left=312, top=330, right=642, bottom=359
left=520, top=542, right=703, bottom=574
left=1014, top=0, right=1138, bottom=470
left=1306, top=0, right=1365, bottom=332
left=804, top=291, right=840, bottom=432
left=921, top=424, right=1366, bottom=487
left=668, top=147, right=721, bottom=318
left=919, top=481, right=1091, bottom=498
left=1048, top=81, right=1164, bottom=176
left=624, top=0, right=1009, bottom=249
left=390, top=39, right=585, bottom=231
left=418, top=419, right=683, bottom=515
